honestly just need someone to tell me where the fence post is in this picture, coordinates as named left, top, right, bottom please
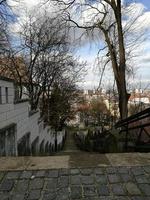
left=55, top=131, right=57, bottom=152
left=125, top=124, right=128, bottom=151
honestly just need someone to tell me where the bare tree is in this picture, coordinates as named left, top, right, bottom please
left=0, top=0, right=12, bottom=55
left=14, top=9, right=85, bottom=113
left=47, top=0, right=148, bottom=120
left=17, top=12, right=70, bottom=110
left=40, top=50, right=85, bottom=120
left=0, top=0, right=28, bottom=99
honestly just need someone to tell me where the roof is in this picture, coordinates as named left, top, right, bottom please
left=129, top=93, right=149, bottom=101
left=0, top=57, right=29, bottom=83
left=0, top=76, right=15, bottom=83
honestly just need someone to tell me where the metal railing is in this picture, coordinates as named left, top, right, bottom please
left=115, top=107, right=150, bottom=151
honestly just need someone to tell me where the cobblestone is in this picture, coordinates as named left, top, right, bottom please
left=80, top=168, right=93, bottom=175
left=0, top=172, right=5, bottom=183
left=134, top=175, right=149, bottom=183
left=15, top=179, right=29, bottom=193
left=0, top=165, right=149, bottom=199
left=42, top=192, right=56, bottom=200
left=58, top=175, right=69, bottom=187
left=131, top=197, right=150, bottom=200
left=0, top=193, right=9, bottom=199
left=70, top=186, right=82, bottom=199
left=120, top=173, right=134, bottom=182
left=95, top=174, right=108, bottom=184
left=28, top=189, right=41, bottom=199
left=131, top=167, right=145, bottom=176
left=138, top=184, right=150, bottom=196
left=97, top=185, right=110, bottom=196
left=94, top=168, right=104, bottom=175
left=5, top=171, right=21, bottom=179
left=143, top=166, right=150, bottom=174
left=45, top=178, right=58, bottom=191
left=0, top=179, right=14, bottom=191
left=57, top=187, right=70, bottom=200
left=125, top=182, right=141, bottom=195
left=83, top=185, right=97, bottom=197
left=108, top=174, right=121, bottom=183
left=47, top=170, right=59, bottom=178
left=111, top=184, right=126, bottom=196
left=20, top=171, right=33, bottom=179
left=33, top=170, right=46, bottom=178
left=60, top=169, right=70, bottom=176
left=106, top=167, right=117, bottom=174
left=29, top=178, right=44, bottom=190
left=81, top=175, right=95, bottom=185
left=70, top=169, right=80, bottom=175
left=117, top=167, right=130, bottom=174
left=70, top=175, right=81, bottom=185
left=96, top=197, right=113, bottom=200
left=12, top=194, right=25, bottom=200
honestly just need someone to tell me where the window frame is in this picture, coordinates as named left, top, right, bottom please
left=5, top=87, right=8, bottom=103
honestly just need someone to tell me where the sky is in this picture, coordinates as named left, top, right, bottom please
left=8, top=0, right=150, bottom=90
left=137, top=0, right=150, bottom=9
left=76, top=0, right=150, bottom=90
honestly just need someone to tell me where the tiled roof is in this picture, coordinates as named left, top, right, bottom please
left=129, top=93, right=149, bottom=100
left=0, top=57, right=29, bottom=83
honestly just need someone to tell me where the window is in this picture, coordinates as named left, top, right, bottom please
left=14, top=84, right=20, bottom=101
left=0, top=132, right=5, bottom=156
left=17, top=132, right=31, bottom=156
left=5, top=87, right=8, bottom=103
left=0, top=87, right=2, bottom=104
left=0, top=124, right=16, bottom=156
left=31, top=137, right=39, bottom=156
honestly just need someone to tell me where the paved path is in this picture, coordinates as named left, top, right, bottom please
left=59, top=131, right=80, bottom=154
left=0, top=153, right=150, bottom=199
left=0, top=165, right=150, bottom=200
left=0, top=153, right=150, bottom=171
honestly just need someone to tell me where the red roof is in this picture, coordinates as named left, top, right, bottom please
left=0, top=57, right=29, bottom=83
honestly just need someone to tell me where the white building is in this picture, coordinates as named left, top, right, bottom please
left=129, top=94, right=150, bottom=105
left=0, top=76, right=65, bottom=156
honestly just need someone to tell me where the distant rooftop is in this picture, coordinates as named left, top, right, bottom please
left=0, top=57, right=29, bottom=83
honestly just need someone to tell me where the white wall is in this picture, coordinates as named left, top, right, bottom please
left=129, top=97, right=150, bottom=105
left=0, top=79, right=65, bottom=155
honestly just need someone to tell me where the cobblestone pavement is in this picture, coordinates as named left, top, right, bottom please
left=0, top=165, right=150, bottom=200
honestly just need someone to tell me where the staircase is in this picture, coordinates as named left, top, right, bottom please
left=57, top=131, right=80, bottom=155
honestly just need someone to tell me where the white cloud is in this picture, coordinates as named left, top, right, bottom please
left=8, top=0, right=61, bottom=36
left=71, top=1, right=150, bottom=89
left=141, top=54, right=150, bottom=63
left=7, top=0, right=150, bottom=89
left=123, top=11, right=150, bottom=34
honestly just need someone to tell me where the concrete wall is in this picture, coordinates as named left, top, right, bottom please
left=0, top=79, right=66, bottom=156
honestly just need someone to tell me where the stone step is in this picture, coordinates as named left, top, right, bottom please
left=56, top=150, right=81, bottom=156
left=61, top=131, right=81, bottom=155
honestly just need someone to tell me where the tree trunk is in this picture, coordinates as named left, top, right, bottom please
left=118, top=82, right=128, bottom=120
left=113, top=0, right=128, bottom=119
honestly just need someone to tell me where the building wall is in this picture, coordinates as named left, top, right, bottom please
left=0, top=79, right=65, bottom=156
